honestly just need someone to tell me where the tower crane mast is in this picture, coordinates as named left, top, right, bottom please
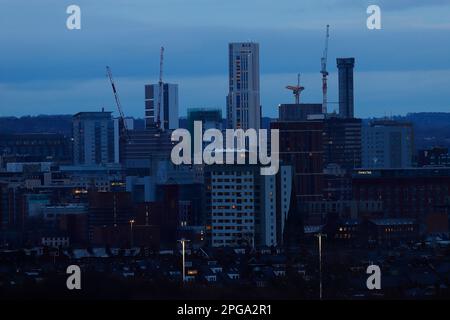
left=320, top=24, right=330, bottom=114
left=106, top=66, right=130, bottom=141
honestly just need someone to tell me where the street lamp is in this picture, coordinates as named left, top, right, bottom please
left=129, top=219, right=135, bottom=248
left=178, top=238, right=190, bottom=283
left=145, top=205, right=150, bottom=226
left=315, top=232, right=327, bottom=300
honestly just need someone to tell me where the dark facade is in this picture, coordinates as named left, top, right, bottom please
left=283, top=179, right=304, bottom=250
left=72, top=112, right=115, bottom=165
left=134, top=200, right=178, bottom=248
left=0, top=133, right=71, bottom=163
left=0, top=184, right=26, bottom=232
left=0, top=184, right=27, bottom=247
left=91, top=201, right=167, bottom=248
left=323, top=117, right=362, bottom=171
left=321, top=117, right=361, bottom=206
left=323, top=165, right=353, bottom=201
left=89, top=192, right=162, bottom=248
left=59, top=213, right=88, bottom=246
left=92, top=224, right=159, bottom=248
left=278, top=104, right=322, bottom=121
left=425, top=212, right=449, bottom=235
left=0, top=183, right=8, bottom=232
left=122, top=128, right=174, bottom=174
left=178, top=183, right=204, bottom=226
left=156, top=184, right=179, bottom=246
left=144, top=83, right=178, bottom=130
left=353, top=168, right=450, bottom=224
left=324, top=218, right=420, bottom=244
left=324, top=218, right=361, bottom=242
left=417, top=147, right=450, bottom=167
left=337, top=58, right=355, bottom=119
left=365, top=218, right=419, bottom=244
left=271, top=120, right=324, bottom=203
left=87, top=187, right=180, bottom=248
left=134, top=202, right=164, bottom=248
left=362, top=120, right=414, bottom=169
left=135, top=202, right=162, bottom=226
left=87, top=191, right=135, bottom=242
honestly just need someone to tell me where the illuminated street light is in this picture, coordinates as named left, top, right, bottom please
left=129, top=219, right=135, bottom=248
left=315, top=232, right=327, bottom=300
left=178, top=238, right=190, bottom=283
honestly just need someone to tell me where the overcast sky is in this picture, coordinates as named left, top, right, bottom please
left=0, top=0, right=450, bottom=119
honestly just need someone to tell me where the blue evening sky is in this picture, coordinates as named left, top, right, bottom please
left=0, top=0, right=449, bottom=119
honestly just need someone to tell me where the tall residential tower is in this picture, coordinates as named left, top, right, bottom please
left=72, top=111, right=115, bottom=165
left=226, top=42, right=261, bottom=130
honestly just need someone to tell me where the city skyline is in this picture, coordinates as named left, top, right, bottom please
left=1, top=1, right=450, bottom=302
left=1, top=0, right=450, bottom=119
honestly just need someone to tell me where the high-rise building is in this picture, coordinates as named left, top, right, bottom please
left=187, top=108, right=223, bottom=156
left=362, top=120, right=414, bottom=169
left=323, top=117, right=362, bottom=171
left=204, top=160, right=293, bottom=247
left=204, top=164, right=258, bottom=248
left=337, top=58, right=355, bottom=119
left=0, top=183, right=26, bottom=234
left=271, top=120, right=324, bottom=203
left=88, top=191, right=134, bottom=240
left=226, top=42, right=261, bottom=130
left=0, top=133, right=72, bottom=162
left=278, top=104, right=323, bottom=121
left=187, top=108, right=223, bottom=134
left=122, top=127, right=174, bottom=175
left=267, top=165, right=293, bottom=247
left=72, top=112, right=115, bottom=165
left=145, top=83, right=179, bottom=130
left=353, top=167, right=450, bottom=221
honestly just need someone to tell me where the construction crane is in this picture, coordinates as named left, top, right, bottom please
left=286, top=73, right=305, bottom=104
left=106, top=66, right=130, bottom=142
left=320, top=24, right=330, bottom=114
left=156, top=46, right=165, bottom=131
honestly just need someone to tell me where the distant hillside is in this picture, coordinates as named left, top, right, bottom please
left=404, top=113, right=450, bottom=150
left=368, top=113, right=450, bottom=150
left=1, top=113, right=449, bottom=151
left=0, top=115, right=146, bottom=136
left=0, top=115, right=73, bottom=135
